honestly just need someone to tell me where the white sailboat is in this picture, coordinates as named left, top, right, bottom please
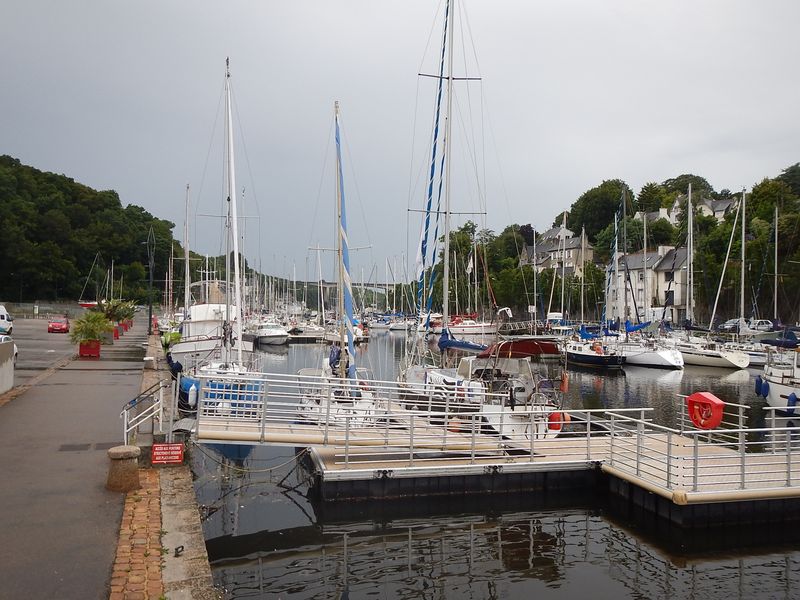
left=675, top=185, right=748, bottom=369
left=398, top=0, right=559, bottom=439
left=296, top=102, right=378, bottom=427
left=170, top=58, right=255, bottom=372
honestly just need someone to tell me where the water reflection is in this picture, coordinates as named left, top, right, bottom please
left=190, top=337, right=797, bottom=599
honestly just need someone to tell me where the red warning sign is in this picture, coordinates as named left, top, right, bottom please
left=151, top=443, right=184, bottom=465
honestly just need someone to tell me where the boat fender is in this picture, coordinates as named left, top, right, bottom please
left=761, top=380, right=770, bottom=399
left=188, top=383, right=197, bottom=408
left=754, top=376, right=763, bottom=396
left=788, top=392, right=797, bottom=416
left=559, top=372, right=569, bottom=393
left=548, top=411, right=571, bottom=431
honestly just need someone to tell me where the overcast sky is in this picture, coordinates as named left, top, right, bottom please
left=3, top=1, right=798, bottom=283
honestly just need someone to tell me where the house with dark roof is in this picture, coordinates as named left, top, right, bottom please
left=519, top=229, right=594, bottom=278
left=606, top=245, right=689, bottom=322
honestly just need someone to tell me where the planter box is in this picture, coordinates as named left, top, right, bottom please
left=121, top=322, right=129, bottom=332
left=101, top=331, right=114, bottom=345
left=113, top=326, right=120, bottom=340
left=79, top=340, right=101, bottom=358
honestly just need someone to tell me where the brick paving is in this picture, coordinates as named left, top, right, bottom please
left=109, top=468, right=165, bottom=600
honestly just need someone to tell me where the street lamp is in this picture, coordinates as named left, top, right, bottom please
left=146, top=227, right=155, bottom=335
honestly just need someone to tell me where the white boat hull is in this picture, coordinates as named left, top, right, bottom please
left=622, top=346, right=684, bottom=369
left=679, top=346, right=749, bottom=369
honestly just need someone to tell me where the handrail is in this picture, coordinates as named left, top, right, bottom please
left=120, top=378, right=170, bottom=444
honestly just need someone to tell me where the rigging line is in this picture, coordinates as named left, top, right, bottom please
left=193, top=80, right=225, bottom=259
left=229, top=78, right=262, bottom=267
left=339, top=111, right=374, bottom=271
left=306, top=117, right=336, bottom=271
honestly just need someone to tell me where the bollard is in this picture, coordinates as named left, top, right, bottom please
left=106, top=445, right=141, bottom=492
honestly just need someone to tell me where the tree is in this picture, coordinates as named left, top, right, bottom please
left=777, top=162, right=800, bottom=196
left=647, top=218, right=675, bottom=247
left=562, top=179, right=633, bottom=242
left=638, top=182, right=667, bottom=213
left=662, top=174, right=715, bottom=197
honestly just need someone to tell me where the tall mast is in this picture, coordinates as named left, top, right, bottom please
left=560, top=212, right=567, bottom=318
left=183, top=184, right=191, bottom=316
left=622, top=189, right=629, bottom=329
left=687, top=184, right=694, bottom=324
left=643, top=210, right=648, bottom=321
left=739, top=188, right=746, bottom=325
left=441, top=0, right=455, bottom=331
left=532, top=230, right=537, bottom=333
left=224, top=57, right=244, bottom=365
left=774, top=203, right=779, bottom=320
left=580, top=226, right=585, bottom=323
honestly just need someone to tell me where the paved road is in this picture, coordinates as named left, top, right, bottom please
left=0, top=318, right=148, bottom=599
left=8, top=318, right=76, bottom=387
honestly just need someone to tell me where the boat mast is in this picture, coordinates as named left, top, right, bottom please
left=687, top=184, right=694, bottom=325
left=774, top=204, right=779, bottom=320
left=643, top=211, right=648, bottom=322
left=560, top=212, right=567, bottom=321
left=183, top=184, right=191, bottom=316
left=441, top=0, right=455, bottom=333
left=532, top=230, right=537, bottom=333
left=580, top=226, right=586, bottom=323
left=739, top=188, right=746, bottom=327
left=224, top=57, right=244, bottom=365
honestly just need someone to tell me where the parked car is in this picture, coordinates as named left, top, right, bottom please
left=0, top=334, right=17, bottom=367
left=748, top=319, right=774, bottom=332
left=718, top=319, right=740, bottom=333
left=47, top=317, right=70, bottom=333
left=0, top=305, right=13, bottom=334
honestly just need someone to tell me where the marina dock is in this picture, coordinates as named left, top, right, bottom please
left=183, top=371, right=800, bottom=529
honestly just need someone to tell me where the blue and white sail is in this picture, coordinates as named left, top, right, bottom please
left=414, top=0, right=451, bottom=330
left=334, top=102, right=356, bottom=378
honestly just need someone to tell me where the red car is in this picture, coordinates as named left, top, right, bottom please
left=48, top=318, right=70, bottom=333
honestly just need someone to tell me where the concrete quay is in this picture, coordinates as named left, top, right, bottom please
left=0, top=317, right=216, bottom=600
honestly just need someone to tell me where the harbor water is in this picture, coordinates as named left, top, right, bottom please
left=190, top=332, right=800, bottom=599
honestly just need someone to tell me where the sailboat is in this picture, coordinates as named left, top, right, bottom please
left=397, top=0, right=560, bottom=438
left=169, top=58, right=255, bottom=373
left=675, top=186, right=748, bottom=369
left=604, top=190, right=683, bottom=369
left=296, top=102, right=378, bottom=427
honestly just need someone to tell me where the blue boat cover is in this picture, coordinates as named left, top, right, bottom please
left=437, top=328, right=487, bottom=353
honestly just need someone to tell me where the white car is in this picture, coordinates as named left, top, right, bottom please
left=0, top=334, right=17, bottom=367
left=749, top=319, right=774, bottom=332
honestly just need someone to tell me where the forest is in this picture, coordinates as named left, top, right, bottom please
left=1, top=154, right=799, bottom=326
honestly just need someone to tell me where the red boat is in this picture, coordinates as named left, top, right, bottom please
left=477, top=336, right=561, bottom=359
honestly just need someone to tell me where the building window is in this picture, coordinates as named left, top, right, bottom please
left=665, top=290, right=674, bottom=305
left=665, top=271, right=674, bottom=282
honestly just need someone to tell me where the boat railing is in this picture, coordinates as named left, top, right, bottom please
left=120, top=378, right=171, bottom=444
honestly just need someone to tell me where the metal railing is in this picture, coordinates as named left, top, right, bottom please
left=192, top=370, right=644, bottom=468
left=120, top=378, right=170, bottom=444
left=605, top=402, right=800, bottom=495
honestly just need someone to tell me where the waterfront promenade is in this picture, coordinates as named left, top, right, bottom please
left=0, top=318, right=214, bottom=599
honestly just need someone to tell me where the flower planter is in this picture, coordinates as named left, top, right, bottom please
left=113, top=326, right=120, bottom=340
left=121, top=322, right=129, bottom=332
left=79, top=340, right=101, bottom=358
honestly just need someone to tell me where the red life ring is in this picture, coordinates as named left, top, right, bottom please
left=685, top=392, right=724, bottom=429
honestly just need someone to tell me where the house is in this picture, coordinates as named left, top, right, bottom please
left=652, top=194, right=737, bottom=226
left=606, top=245, right=689, bottom=323
left=519, top=228, right=594, bottom=279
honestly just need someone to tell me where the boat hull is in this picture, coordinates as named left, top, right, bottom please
left=622, top=346, right=684, bottom=369
left=679, top=347, right=749, bottom=369
left=566, top=351, right=625, bottom=369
